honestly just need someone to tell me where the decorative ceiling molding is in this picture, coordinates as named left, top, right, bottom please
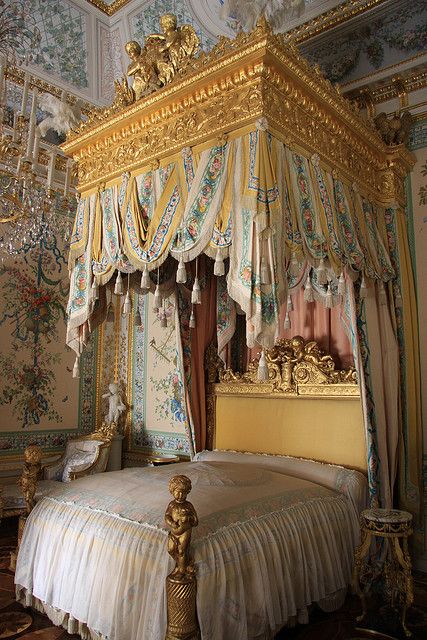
left=85, top=0, right=389, bottom=28
left=287, top=0, right=390, bottom=43
left=346, top=67, right=427, bottom=106
left=84, top=0, right=132, bottom=16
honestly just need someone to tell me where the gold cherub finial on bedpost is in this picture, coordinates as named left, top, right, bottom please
left=10, top=445, right=43, bottom=571
left=165, top=474, right=199, bottom=640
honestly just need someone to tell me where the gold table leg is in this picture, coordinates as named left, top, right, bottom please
left=352, top=528, right=373, bottom=623
left=390, top=535, right=413, bottom=638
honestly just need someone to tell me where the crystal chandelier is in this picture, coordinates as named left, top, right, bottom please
left=0, top=2, right=76, bottom=259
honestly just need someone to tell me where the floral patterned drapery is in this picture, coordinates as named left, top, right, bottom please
left=66, top=125, right=422, bottom=525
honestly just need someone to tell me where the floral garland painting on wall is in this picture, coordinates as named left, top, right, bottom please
left=0, top=224, right=75, bottom=429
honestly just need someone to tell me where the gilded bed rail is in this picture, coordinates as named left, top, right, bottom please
left=165, top=474, right=200, bottom=640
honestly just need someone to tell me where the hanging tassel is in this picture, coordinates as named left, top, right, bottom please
left=176, top=256, right=187, bottom=283
left=257, top=350, right=269, bottom=381
left=140, top=266, right=150, bottom=291
left=287, top=294, right=293, bottom=312
left=160, top=310, right=168, bottom=328
left=378, top=281, right=387, bottom=306
left=338, top=271, right=345, bottom=295
left=284, top=312, right=291, bottom=330
left=260, top=256, right=270, bottom=285
left=325, top=283, right=333, bottom=309
left=122, top=274, right=132, bottom=315
left=289, top=251, right=299, bottom=277
left=106, top=302, right=115, bottom=323
left=135, top=306, right=142, bottom=327
left=72, top=356, right=80, bottom=379
left=91, top=276, right=99, bottom=300
left=122, top=290, right=132, bottom=315
left=191, top=277, right=201, bottom=304
left=214, top=248, right=225, bottom=276
left=316, top=257, right=327, bottom=285
left=189, top=307, right=196, bottom=329
left=114, top=271, right=123, bottom=295
left=360, top=273, right=368, bottom=298
left=304, top=275, right=314, bottom=302
left=153, top=284, right=162, bottom=311
left=246, top=320, right=255, bottom=349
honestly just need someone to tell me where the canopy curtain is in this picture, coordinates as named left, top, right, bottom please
left=66, top=124, right=413, bottom=512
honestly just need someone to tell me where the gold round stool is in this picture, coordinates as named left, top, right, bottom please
left=352, top=508, right=413, bottom=638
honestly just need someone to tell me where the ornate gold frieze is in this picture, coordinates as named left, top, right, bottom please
left=62, top=16, right=414, bottom=205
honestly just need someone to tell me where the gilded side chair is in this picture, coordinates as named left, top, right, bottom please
left=1, top=424, right=116, bottom=518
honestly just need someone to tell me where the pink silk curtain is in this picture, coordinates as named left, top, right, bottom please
left=248, top=288, right=353, bottom=369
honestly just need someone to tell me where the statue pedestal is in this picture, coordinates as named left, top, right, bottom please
left=165, top=574, right=199, bottom=640
left=107, top=434, right=124, bottom=472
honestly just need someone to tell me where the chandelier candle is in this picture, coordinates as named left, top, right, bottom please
left=32, top=129, right=41, bottom=168
left=47, top=150, right=56, bottom=190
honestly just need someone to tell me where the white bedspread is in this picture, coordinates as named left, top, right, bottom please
left=15, top=456, right=366, bottom=640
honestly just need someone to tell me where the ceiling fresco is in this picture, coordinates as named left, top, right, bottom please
left=302, top=0, right=427, bottom=85
left=28, top=0, right=89, bottom=89
left=8, top=0, right=426, bottom=106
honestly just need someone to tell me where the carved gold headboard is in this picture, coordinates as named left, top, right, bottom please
left=206, top=337, right=367, bottom=473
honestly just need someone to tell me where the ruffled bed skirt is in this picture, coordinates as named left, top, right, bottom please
left=15, top=460, right=360, bottom=640
left=16, top=585, right=347, bottom=640
left=16, top=589, right=104, bottom=640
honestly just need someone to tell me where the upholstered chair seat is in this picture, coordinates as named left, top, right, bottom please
left=1, top=427, right=114, bottom=517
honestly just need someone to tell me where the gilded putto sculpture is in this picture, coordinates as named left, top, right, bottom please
left=125, top=14, right=200, bottom=100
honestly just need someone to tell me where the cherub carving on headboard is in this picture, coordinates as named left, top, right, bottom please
left=218, top=336, right=357, bottom=393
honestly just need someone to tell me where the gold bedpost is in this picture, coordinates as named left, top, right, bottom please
left=10, top=445, right=43, bottom=570
left=165, top=475, right=199, bottom=640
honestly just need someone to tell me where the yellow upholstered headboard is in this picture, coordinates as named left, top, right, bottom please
left=206, top=337, right=367, bottom=473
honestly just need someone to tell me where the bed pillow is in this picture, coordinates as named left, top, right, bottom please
left=193, top=449, right=368, bottom=516
left=62, top=451, right=96, bottom=482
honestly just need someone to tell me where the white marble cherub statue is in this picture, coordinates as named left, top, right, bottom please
left=102, top=383, right=126, bottom=425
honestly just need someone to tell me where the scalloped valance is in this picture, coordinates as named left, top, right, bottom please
left=66, top=125, right=398, bottom=355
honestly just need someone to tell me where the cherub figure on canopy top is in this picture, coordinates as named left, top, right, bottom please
left=125, top=13, right=200, bottom=100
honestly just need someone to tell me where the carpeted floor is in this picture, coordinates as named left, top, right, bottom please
left=1, top=517, right=426, bottom=640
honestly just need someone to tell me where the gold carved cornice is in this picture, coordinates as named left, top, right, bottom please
left=62, top=18, right=414, bottom=206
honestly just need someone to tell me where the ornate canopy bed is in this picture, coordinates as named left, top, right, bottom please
left=16, top=338, right=368, bottom=640
left=14, top=11, right=422, bottom=640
